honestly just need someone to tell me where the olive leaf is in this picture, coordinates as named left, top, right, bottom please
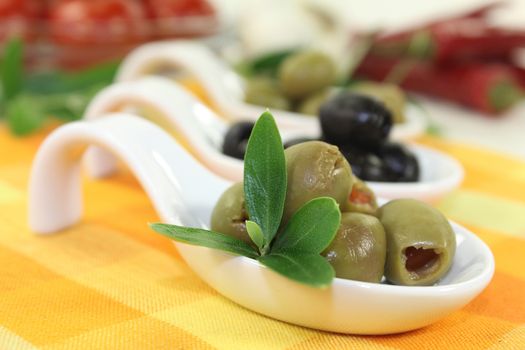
left=149, top=111, right=342, bottom=289
left=0, top=37, right=117, bottom=135
left=246, top=220, right=264, bottom=250
left=6, top=95, right=45, bottom=136
left=246, top=49, right=296, bottom=77
left=243, top=111, right=287, bottom=250
left=0, top=37, right=23, bottom=103
left=258, top=252, right=335, bottom=288
left=150, top=223, right=259, bottom=259
left=25, top=61, right=118, bottom=95
left=271, top=197, right=341, bottom=254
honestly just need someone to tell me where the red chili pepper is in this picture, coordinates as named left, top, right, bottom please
left=355, top=55, right=523, bottom=114
left=512, top=65, right=525, bottom=89
left=368, top=2, right=525, bottom=64
left=371, top=19, right=525, bottom=64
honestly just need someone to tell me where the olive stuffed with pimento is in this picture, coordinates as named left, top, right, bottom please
left=214, top=140, right=454, bottom=286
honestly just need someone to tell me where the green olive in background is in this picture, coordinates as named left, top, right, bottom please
left=210, top=182, right=253, bottom=247
left=279, top=51, right=337, bottom=100
left=378, top=199, right=456, bottom=286
left=244, top=77, right=291, bottom=111
left=283, top=141, right=353, bottom=223
left=296, top=89, right=331, bottom=116
left=322, top=213, right=386, bottom=282
left=349, top=82, right=406, bottom=124
left=345, top=175, right=378, bottom=216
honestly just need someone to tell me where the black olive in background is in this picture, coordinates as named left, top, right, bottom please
left=377, top=141, right=420, bottom=182
left=222, top=121, right=254, bottom=160
left=319, top=92, right=393, bottom=147
left=283, top=137, right=318, bottom=149
left=340, top=145, right=395, bottom=182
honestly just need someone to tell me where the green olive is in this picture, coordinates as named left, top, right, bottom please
left=283, top=141, right=353, bottom=223
left=345, top=175, right=378, bottom=215
left=210, top=182, right=253, bottom=246
left=296, top=89, right=331, bottom=115
left=244, top=77, right=291, bottom=110
left=323, top=213, right=386, bottom=282
left=378, top=199, right=456, bottom=286
left=279, top=51, right=337, bottom=100
left=349, top=82, right=406, bottom=124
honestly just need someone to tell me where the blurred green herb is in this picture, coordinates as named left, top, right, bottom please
left=1, top=37, right=23, bottom=102
left=6, top=94, right=43, bottom=136
left=150, top=111, right=341, bottom=288
left=236, top=49, right=297, bottom=78
left=0, top=39, right=118, bottom=136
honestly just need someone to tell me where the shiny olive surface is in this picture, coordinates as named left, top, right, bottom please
left=210, top=182, right=253, bottom=246
left=244, top=77, right=291, bottom=110
left=222, top=121, right=254, bottom=160
left=377, top=141, right=419, bottom=182
left=345, top=175, right=378, bottom=215
left=283, top=141, right=353, bottom=222
left=340, top=145, right=392, bottom=182
left=378, top=199, right=456, bottom=286
left=322, top=213, right=386, bottom=282
left=340, top=143, right=419, bottom=183
left=349, top=82, right=406, bottom=124
left=320, top=92, right=393, bottom=147
left=279, top=51, right=337, bottom=99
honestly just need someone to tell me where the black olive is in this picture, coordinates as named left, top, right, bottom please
left=340, top=145, right=395, bottom=182
left=377, top=141, right=420, bottom=182
left=319, top=92, right=393, bottom=147
left=283, top=137, right=318, bottom=149
left=222, top=121, right=254, bottom=160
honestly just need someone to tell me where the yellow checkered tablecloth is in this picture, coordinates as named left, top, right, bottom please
left=1, top=124, right=525, bottom=349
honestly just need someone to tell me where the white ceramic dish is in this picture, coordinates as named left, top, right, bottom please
left=83, top=77, right=463, bottom=202
left=115, top=40, right=427, bottom=140
left=29, top=114, right=494, bottom=335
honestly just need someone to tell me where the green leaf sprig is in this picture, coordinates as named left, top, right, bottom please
left=150, top=111, right=341, bottom=288
left=236, top=49, right=297, bottom=78
left=0, top=38, right=118, bottom=136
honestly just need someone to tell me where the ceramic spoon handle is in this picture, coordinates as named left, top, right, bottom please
left=115, top=41, right=323, bottom=134
left=82, top=76, right=242, bottom=181
left=116, top=41, right=245, bottom=115
left=29, top=113, right=229, bottom=234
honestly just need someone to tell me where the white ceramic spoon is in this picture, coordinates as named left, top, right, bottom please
left=83, top=76, right=463, bottom=202
left=29, top=114, right=494, bottom=335
left=115, top=40, right=427, bottom=140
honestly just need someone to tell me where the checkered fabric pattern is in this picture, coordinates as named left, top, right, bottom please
left=1, top=124, right=524, bottom=349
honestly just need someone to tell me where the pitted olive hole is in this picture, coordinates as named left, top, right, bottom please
left=404, top=246, right=440, bottom=276
left=232, top=204, right=249, bottom=224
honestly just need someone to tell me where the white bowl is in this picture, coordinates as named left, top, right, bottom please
left=115, top=40, right=427, bottom=140
left=28, top=114, right=494, bottom=334
left=83, top=77, right=463, bottom=202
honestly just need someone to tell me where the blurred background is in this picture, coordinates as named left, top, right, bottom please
left=0, top=0, right=524, bottom=158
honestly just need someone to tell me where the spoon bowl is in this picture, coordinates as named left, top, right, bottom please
left=115, top=40, right=427, bottom=140
left=29, top=114, right=493, bottom=334
left=83, top=76, right=463, bottom=202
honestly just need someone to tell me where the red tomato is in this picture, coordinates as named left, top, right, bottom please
left=0, top=0, right=45, bottom=17
left=49, top=0, right=149, bottom=45
left=0, top=0, right=44, bottom=41
left=145, top=0, right=215, bottom=18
